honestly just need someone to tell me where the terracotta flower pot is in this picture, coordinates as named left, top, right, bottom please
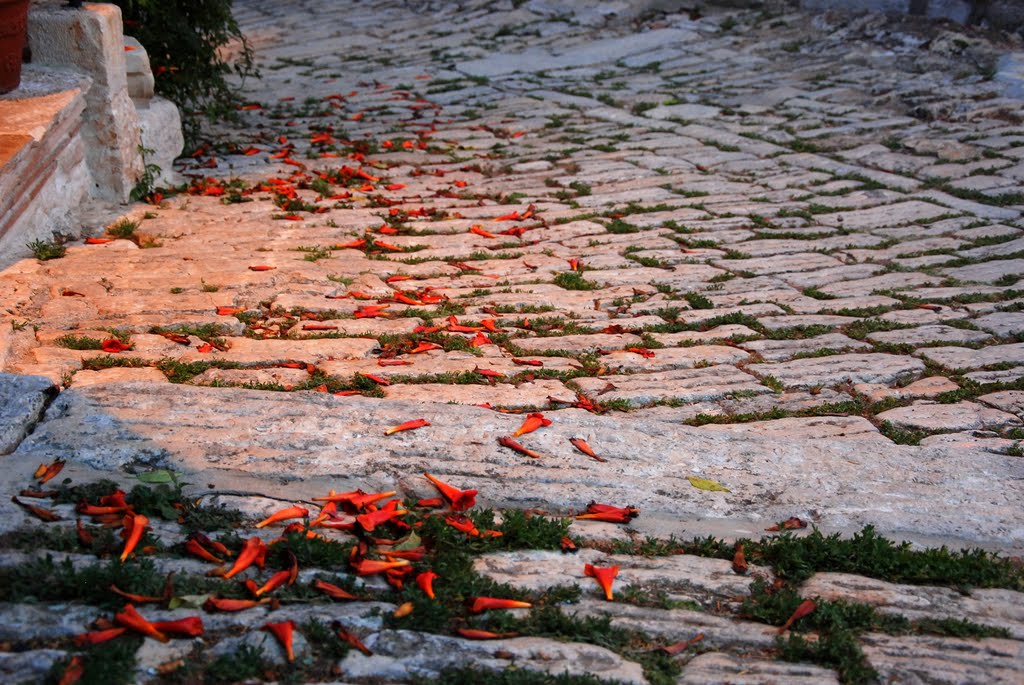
left=0, top=0, right=30, bottom=94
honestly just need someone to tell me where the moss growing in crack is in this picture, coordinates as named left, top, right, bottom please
left=553, top=272, right=599, bottom=291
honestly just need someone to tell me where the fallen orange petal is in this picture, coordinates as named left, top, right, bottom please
left=262, top=620, right=296, bottom=662
left=115, top=603, right=168, bottom=642
left=337, top=626, right=373, bottom=655
left=255, top=505, right=309, bottom=528
left=393, top=601, right=415, bottom=618
left=569, top=438, right=606, bottom=462
left=37, top=459, right=66, bottom=483
left=351, top=558, right=411, bottom=576
left=224, top=537, right=267, bottom=579
left=150, top=616, right=205, bottom=638
left=313, top=579, right=358, bottom=600
left=444, top=514, right=480, bottom=537
left=416, top=570, right=438, bottom=599
left=101, top=339, right=133, bottom=354
left=248, top=265, right=275, bottom=271
left=497, top=436, right=541, bottom=459
left=58, top=655, right=85, bottom=685
left=575, top=502, right=639, bottom=524
left=778, top=599, right=816, bottom=634
left=583, top=564, right=619, bottom=600
left=732, top=544, right=748, bottom=575
left=469, top=597, right=532, bottom=613
left=202, top=597, right=268, bottom=612
left=73, top=627, right=127, bottom=647
left=512, top=412, right=551, bottom=437
left=356, top=505, right=408, bottom=532
left=120, top=513, right=149, bottom=562
left=423, top=473, right=477, bottom=511
left=255, top=570, right=292, bottom=596
left=456, top=628, right=517, bottom=640
left=385, top=418, right=430, bottom=436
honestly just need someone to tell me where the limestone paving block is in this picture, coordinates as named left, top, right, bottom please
left=978, top=390, right=1024, bottom=417
left=0, top=373, right=56, bottom=455
left=474, top=548, right=765, bottom=604
left=384, top=379, right=576, bottom=408
left=514, top=333, right=642, bottom=353
left=0, top=650, right=67, bottom=685
left=801, top=573, right=1024, bottom=640
left=866, top=325, right=992, bottom=346
left=854, top=376, right=959, bottom=403
left=189, top=367, right=311, bottom=389
left=566, top=601, right=779, bottom=652
left=697, top=416, right=886, bottom=442
left=573, top=364, right=771, bottom=406
left=678, top=652, right=840, bottom=685
left=919, top=343, right=1024, bottom=370
left=876, top=401, right=1021, bottom=432
left=15, top=383, right=1024, bottom=549
left=599, top=345, right=750, bottom=372
left=741, top=334, right=870, bottom=362
left=861, top=633, right=1024, bottom=684
left=70, top=367, right=169, bottom=388
left=746, top=353, right=925, bottom=389
left=972, top=312, right=1024, bottom=337
left=650, top=324, right=758, bottom=346
left=943, top=259, right=1024, bottom=284
left=337, top=630, right=647, bottom=684
left=205, top=336, right=380, bottom=365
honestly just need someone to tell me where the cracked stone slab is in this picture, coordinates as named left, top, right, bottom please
left=816, top=201, right=951, bottom=230
left=746, top=353, right=925, bottom=389
left=918, top=343, right=1024, bottom=371
left=650, top=324, right=758, bottom=346
left=514, top=333, right=641, bottom=353
left=973, top=312, right=1024, bottom=337
left=384, top=379, right=576, bottom=408
left=678, top=652, right=840, bottom=685
left=861, top=633, right=1024, bottom=685
left=978, top=391, right=1024, bottom=417
left=854, top=376, right=959, bottom=403
left=566, top=600, right=778, bottom=652
left=14, top=383, right=1024, bottom=551
left=801, top=573, right=1024, bottom=640
left=70, top=367, right=170, bottom=388
left=573, top=365, right=770, bottom=405
left=741, top=334, right=870, bottom=362
left=474, top=549, right=765, bottom=606
left=0, top=373, right=56, bottom=455
left=337, top=630, right=646, bottom=684
left=0, top=650, right=66, bottom=684
left=866, top=325, right=992, bottom=346
left=697, top=416, right=886, bottom=442
left=599, top=345, right=750, bottom=372
left=876, top=401, right=1021, bottom=432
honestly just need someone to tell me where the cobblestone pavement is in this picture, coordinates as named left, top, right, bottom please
left=1, top=1, right=1023, bottom=683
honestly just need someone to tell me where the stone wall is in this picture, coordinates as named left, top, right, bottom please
left=0, top=2, right=184, bottom=267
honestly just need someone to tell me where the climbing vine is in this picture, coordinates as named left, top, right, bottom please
left=112, top=1, right=257, bottom=118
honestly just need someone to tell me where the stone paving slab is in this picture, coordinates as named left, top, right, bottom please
left=0, top=373, right=55, bottom=455
left=10, top=382, right=1024, bottom=550
left=801, top=572, right=1024, bottom=640
left=746, top=353, right=925, bottom=389
left=861, top=633, right=1024, bottom=684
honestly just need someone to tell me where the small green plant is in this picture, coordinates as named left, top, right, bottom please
left=553, top=271, right=599, bottom=291
left=129, top=145, right=161, bottom=202
left=108, top=218, right=140, bottom=240
left=684, top=292, right=713, bottom=309
left=27, top=238, right=66, bottom=261
left=56, top=335, right=105, bottom=350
